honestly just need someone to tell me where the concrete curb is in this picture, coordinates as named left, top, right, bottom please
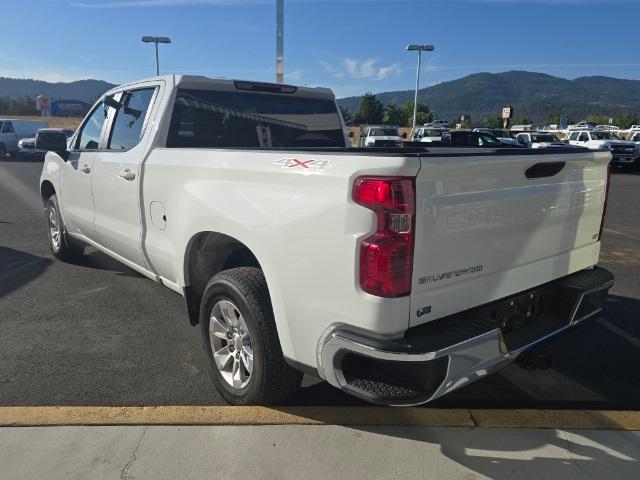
left=1, top=407, right=639, bottom=430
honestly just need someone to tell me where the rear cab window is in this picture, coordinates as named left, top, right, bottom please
left=166, top=88, right=346, bottom=149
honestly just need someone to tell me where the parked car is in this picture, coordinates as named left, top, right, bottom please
left=595, top=125, right=620, bottom=132
left=362, top=126, right=403, bottom=147
left=411, top=127, right=449, bottom=143
left=473, top=128, right=519, bottom=146
left=0, top=118, right=49, bottom=157
left=510, top=124, right=534, bottom=132
left=444, top=130, right=522, bottom=147
left=515, top=132, right=572, bottom=149
left=424, top=119, right=448, bottom=128
left=570, top=121, right=597, bottom=130
left=39, top=75, right=614, bottom=406
left=628, top=131, right=640, bottom=143
left=567, top=129, right=639, bottom=168
left=18, top=128, right=74, bottom=159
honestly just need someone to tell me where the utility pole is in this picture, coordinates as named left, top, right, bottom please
left=276, top=0, right=284, bottom=83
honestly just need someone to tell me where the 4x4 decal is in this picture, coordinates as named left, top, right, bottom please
left=274, top=158, right=332, bottom=170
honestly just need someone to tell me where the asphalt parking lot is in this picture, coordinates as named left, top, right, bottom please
left=1, top=158, right=639, bottom=409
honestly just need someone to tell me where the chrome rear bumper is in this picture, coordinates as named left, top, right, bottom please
left=318, top=267, right=614, bottom=406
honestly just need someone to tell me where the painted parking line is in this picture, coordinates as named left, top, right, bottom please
left=1, top=407, right=639, bottom=430
left=603, top=228, right=640, bottom=243
left=598, top=318, right=640, bottom=350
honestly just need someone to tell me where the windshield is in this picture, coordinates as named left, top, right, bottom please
left=167, top=89, right=346, bottom=148
left=479, top=133, right=500, bottom=145
left=423, top=129, right=444, bottom=137
left=591, top=131, right=615, bottom=140
left=532, top=134, right=557, bottom=142
left=370, top=128, right=399, bottom=137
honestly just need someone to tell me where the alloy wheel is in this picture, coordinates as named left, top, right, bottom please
left=209, top=300, right=254, bottom=389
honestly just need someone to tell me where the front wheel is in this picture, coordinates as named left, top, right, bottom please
left=200, top=267, right=302, bottom=405
left=45, top=194, right=83, bottom=261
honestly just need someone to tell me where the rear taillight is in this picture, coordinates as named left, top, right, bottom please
left=353, top=177, right=415, bottom=297
left=598, top=164, right=611, bottom=241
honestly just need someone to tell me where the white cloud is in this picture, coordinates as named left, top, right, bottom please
left=340, top=58, right=401, bottom=80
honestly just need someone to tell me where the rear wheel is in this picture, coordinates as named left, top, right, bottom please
left=200, top=267, right=302, bottom=405
left=45, top=194, right=83, bottom=261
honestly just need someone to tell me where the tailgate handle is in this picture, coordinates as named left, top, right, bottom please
left=525, top=161, right=565, bottom=179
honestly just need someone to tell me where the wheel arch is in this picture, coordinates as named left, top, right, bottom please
left=182, top=231, right=263, bottom=326
left=40, top=180, right=56, bottom=205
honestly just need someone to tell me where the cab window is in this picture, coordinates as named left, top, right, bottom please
left=1, top=122, right=15, bottom=134
left=107, top=88, right=156, bottom=151
left=76, top=101, right=109, bottom=150
left=578, top=132, right=589, bottom=142
left=478, top=133, right=499, bottom=146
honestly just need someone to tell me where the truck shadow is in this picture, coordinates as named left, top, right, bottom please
left=0, top=246, right=52, bottom=300
left=67, top=248, right=143, bottom=279
left=366, top=421, right=639, bottom=480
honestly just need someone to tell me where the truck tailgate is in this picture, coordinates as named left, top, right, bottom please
left=409, top=150, right=610, bottom=328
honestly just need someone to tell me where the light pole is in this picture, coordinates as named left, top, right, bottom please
left=142, top=36, right=172, bottom=76
left=406, top=44, right=434, bottom=134
left=276, top=0, right=284, bottom=83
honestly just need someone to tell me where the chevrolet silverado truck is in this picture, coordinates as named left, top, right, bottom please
left=38, top=75, right=614, bottom=406
left=567, top=129, right=639, bottom=169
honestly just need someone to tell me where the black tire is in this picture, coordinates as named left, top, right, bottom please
left=45, top=194, right=84, bottom=261
left=200, top=267, right=302, bottom=405
left=0, top=144, right=6, bottom=158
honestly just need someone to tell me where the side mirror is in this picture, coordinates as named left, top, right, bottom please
left=35, top=131, right=68, bottom=154
left=103, top=95, right=122, bottom=110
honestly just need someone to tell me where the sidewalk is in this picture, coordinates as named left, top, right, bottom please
left=2, top=424, right=639, bottom=479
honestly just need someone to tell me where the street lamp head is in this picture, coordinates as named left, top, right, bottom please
left=406, top=44, right=435, bottom=52
left=141, top=36, right=172, bottom=44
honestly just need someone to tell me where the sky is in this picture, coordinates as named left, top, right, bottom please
left=1, top=0, right=640, bottom=98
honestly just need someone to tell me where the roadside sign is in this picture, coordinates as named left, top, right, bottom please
left=502, top=106, right=513, bottom=120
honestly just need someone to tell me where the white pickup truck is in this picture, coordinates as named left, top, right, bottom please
left=362, top=125, right=404, bottom=147
left=567, top=129, right=639, bottom=168
left=39, top=75, right=614, bottom=406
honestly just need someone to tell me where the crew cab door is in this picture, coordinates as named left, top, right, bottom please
left=60, top=100, right=110, bottom=237
left=91, top=85, right=159, bottom=268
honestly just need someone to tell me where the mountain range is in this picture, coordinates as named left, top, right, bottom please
left=2, top=71, right=640, bottom=124
left=0, top=77, right=116, bottom=102
left=337, top=71, right=640, bottom=123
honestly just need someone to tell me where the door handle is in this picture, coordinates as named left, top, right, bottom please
left=119, top=169, right=136, bottom=181
left=80, top=165, right=91, bottom=174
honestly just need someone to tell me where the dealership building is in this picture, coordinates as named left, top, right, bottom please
left=50, top=99, right=91, bottom=117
